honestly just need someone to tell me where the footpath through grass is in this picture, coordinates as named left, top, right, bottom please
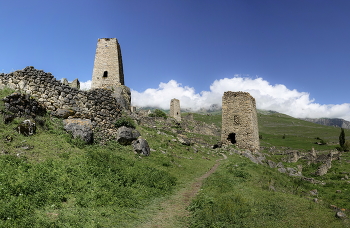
left=0, top=87, right=218, bottom=227
left=0, top=125, right=217, bottom=227
left=1, top=86, right=349, bottom=227
left=188, top=149, right=348, bottom=227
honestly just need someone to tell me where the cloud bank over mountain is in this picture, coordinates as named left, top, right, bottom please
left=80, top=76, right=350, bottom=121
left=130, top=76, right=350, bottom=121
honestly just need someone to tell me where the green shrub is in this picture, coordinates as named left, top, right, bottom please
left=343, top=140, right=350, bottom=152
left=115, top=116, right=136, bottom=129
left=149, top=109, right=167, bottom=118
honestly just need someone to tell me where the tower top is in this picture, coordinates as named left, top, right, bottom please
left=91, top=38, right=124, bottom=89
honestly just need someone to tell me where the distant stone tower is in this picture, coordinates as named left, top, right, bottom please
left=91, top=38, right=124, bottom=89
left=221, top=91, right=259, bottom=152
left=170, top=98, right=181, bottom=121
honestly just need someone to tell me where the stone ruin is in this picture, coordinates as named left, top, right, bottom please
left=169, top=98, right=181, bottom=121
left=91, top=38, right=124, bottom=89
left=0, top=66, right=122, bottom=131
left=61, top=78, right=80, bottom=89
left=0, top=38, right=151, bottom=154
left=221, top=91, right=260, bottom=152
left=91, top=38, right=131, bottom=110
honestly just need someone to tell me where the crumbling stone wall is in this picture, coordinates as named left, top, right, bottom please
left=0, top=66, right=122, bottom=130
left=221, top=91, right=259, bottom=152
left=91, top=38, right=124, bottom=89
left=62, top=78, right=80, bottom=89
left=169, top=98, right=181, bottom=121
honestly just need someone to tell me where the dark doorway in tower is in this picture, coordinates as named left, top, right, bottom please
left=103, top=71, right=108, bottom=78
left=227, top=133, right=236, bottom=144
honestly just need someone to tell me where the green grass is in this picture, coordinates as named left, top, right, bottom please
left=189, top=113, right=222, bottom=128
left=188, top=151, right=348, bottom=227
left=0, top=90, right=218, bottom=226
left=187, top=110, right=347, bottom=151
left=1, top=87, right=350, bottom=227
left=258, top=112, right=348, bottom=151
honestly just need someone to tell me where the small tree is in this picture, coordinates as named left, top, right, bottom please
left=343, top=140, right=350, bottom=152
left=339, top=128, right=345, bottom=150
left=149, top=109, right=167, bottom=118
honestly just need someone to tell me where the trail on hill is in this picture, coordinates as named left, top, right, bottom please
left=139, top=153, right=227, bottom=228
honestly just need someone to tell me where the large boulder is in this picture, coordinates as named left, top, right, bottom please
left=17, top=119, right=36, bottom=136
left=116, top=126, right=141, bottom=145
left=132, top=137, right=151, bottom=156
left=63, top=119, right=93, bottom=144
left=177, top=134, right=192, bottom=146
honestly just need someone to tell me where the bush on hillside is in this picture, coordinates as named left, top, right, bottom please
left=343, top=140, right=350, bottom=152
left=115, top=116, right=136, bottom=129
left=149, top=109, right=167, bottom=118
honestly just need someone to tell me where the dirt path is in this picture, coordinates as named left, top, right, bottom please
left=139, top=153, right=227, bottom=228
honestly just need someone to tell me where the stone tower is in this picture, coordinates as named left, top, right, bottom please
left=169, top=98, right=181, bottom=121
left=221, top=91, right=259, bottom=152
left=91, top=38, right=124, bottom=89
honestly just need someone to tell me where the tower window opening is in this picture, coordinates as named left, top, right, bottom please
left=103, top=71, right=108, bottom=78
left=227, top=133, right=236, bottom=144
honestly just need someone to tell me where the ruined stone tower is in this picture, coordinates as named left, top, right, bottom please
left=221, top=91, right=259, bottom=152
left=169, top=98, right=181, bottom=121
left=91, top=38, right=124, bottom=89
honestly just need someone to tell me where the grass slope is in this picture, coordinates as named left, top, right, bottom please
left=0, top=88, right=219, bottom=227
left=188, top=111, right=350, bottom=227
left=0, top=87, right=349, bottom=227
left=188, top=152, right=346, bottom=227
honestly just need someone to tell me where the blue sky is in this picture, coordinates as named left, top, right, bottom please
left=1, top=1, right=350, bottom=119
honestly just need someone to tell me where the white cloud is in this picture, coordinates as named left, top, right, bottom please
left=79, top=80, right=92, bottom=90
left=130, top=76, right=350, bottom=121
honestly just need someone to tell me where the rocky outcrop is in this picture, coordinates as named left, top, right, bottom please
left=132, top=137, right=150, bottom=156
left=17, top=119, right=36, bottom=136
left=315, top=152, right=335, bottom=176
left=284, top=150, right=301, bottom=163
left=116, top=126, right=141, bottom=145
left=63, top=119, right=93, bottom=144
left=177, top=134, right=192, bottom=146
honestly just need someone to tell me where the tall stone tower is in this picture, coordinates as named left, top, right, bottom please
left=91, top=38, right=124, bottom=89
left=221, top=91, right=259, bottom=152
left=169, top=98, right=181, bottom=121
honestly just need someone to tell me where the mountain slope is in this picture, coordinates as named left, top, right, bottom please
left=301, top=117, right=350, bottom=129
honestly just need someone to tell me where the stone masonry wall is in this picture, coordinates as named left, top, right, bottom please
left=0, top=66, right=122, bottom=130
left=221, top=91, right=259, bottom=152
left=169, top=98, right=181, bottom=121
left=91, top=38, right=124, bottom=89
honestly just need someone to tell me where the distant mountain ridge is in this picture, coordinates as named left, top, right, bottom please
left=137, top=106, right=350, bottom=130
left=300, top=118, right=350, bottom=129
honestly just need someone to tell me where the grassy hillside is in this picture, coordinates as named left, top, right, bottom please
left=0, top=88, right=219, bottom=227
left=188, top=111, right=350, bottom=227
left=0, top=88, right=349, bottom=227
